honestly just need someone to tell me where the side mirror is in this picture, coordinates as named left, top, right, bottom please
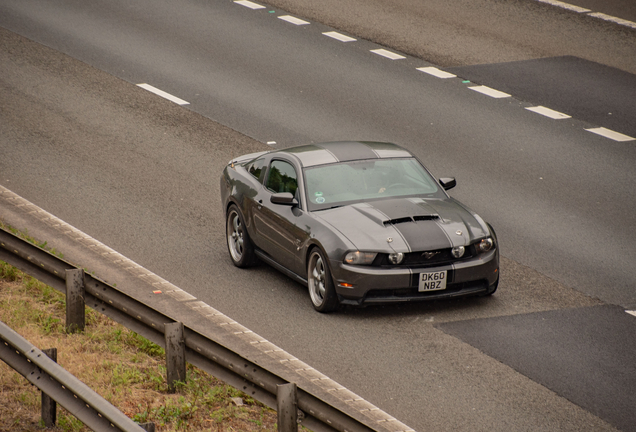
left=271, top=192, right=298, bottom=206
left=439, top=177, right=456, bottom=191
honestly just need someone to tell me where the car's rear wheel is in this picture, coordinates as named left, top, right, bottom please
left=307, top=248, right=338, bottom=313
left=226, top=204, right=256, bottom=268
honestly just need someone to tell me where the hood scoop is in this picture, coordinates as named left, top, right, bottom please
left=383, top=215, right=439, bottom=226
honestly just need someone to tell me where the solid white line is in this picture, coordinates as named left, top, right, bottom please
left=627, top=311, right=636, bottom=318
left=533, top=0, right=590, bottom=12
left=323, top=31, right=356, bottom=42
left=370, top=49, right=405, bottom=60
left=526, top=106, right=571, bottom=119
left=588, top=12, right=636, bottom=29
left=278, top=15, right=309, bottom=25
left=137, top=84, right=190, bottom=105
left=233, top=0, right=266, bottom=9
left=585, top=127, right=635, bottom=142
left=417, top=67, right=456, bottom=79
left=469, top=85, right=511, bottom=98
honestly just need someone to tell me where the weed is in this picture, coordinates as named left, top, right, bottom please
left=0, top=257, right=278, bottom=431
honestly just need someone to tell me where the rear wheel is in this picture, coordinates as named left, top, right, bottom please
left=226, top=205, right=256, bottom=268
left=307, top=248, right=338, bottom=313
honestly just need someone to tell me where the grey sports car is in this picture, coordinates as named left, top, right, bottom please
left=220, top=141, right=499, bottom=312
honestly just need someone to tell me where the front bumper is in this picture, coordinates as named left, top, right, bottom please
left=330, top=248, right=499, bottom=306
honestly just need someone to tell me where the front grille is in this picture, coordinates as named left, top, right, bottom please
left=364, top=279, right=488, bottom=301
left=373, top=246, right=476, bottom=267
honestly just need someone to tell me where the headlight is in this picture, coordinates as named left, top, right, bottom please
left=451, top=246, right=465, bottom=258
left=477, top=238, right=494, bottom=253
left=388, top=252, right=404, bottom=265
left=344, top=251, right=377, bottom=265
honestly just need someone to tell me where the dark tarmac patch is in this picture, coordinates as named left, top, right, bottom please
left=437, top=304, right=636, bottom=432
left=448, top=56, right=636, bottom=138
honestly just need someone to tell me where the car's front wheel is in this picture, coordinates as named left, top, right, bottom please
left=226, top=204, right=256, bottom=268
left=307, top=248, right=338, bottom=313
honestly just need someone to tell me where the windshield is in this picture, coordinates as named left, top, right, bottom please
left=304, top=158, right=445, bottom=211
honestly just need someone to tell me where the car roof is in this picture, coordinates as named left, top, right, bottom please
left=277, top=141, right=412, bottom=168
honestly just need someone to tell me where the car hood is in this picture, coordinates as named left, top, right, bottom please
left=316, top=197, right=490, bottom=252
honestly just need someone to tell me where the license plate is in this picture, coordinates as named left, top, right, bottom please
left=418, top=271, right=447, bottom=292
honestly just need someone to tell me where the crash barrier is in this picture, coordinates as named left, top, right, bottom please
left=0, top=227, right=378, bottom=432
left=0, top=320, right=153, bottom=432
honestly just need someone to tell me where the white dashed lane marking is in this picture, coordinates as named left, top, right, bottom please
left=588, top=13, right=636, bottom=29
left=585, top=127, right=635, bottom=142
left=232, top=0, right=635, bottom=144
left=233, top=0, right=265, bottom=9
left=137, top=84, right=189, bottom=105
left=532, top=0, right=636, bottom=29
left=417, top=67, right=456, bottom=79
left=469, top=85, right=511, bottom=99
left=627, top=311, right=636, bottom=318
left=370, top=49, right=405, bottom=60
left=323, top=31, right=356, bottom=42
left=526, top=106, right=571, bottom=119
left=278, top=15, right=310, bottom=25
left=534, top=0, right=590, bottom=13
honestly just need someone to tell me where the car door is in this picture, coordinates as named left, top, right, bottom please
left=253, top=159, right=310, bottom=275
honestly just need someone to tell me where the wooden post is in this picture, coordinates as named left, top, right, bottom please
left=277, top=383, right=298, bottom=432
left=65, top=269, right=85, bottom=333
left=164, top=322, right=186, bottom=393
left=41, top=348, right=57, bottom=428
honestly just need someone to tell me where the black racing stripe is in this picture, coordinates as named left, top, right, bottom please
left=392, top=220, right=451, bottom=252
left=316, top=141, right=379, bottom=162
left=369, top=199, right=451, bottom=251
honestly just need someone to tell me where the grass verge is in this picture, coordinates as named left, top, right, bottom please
left=0, top=259, right=278, bottom=431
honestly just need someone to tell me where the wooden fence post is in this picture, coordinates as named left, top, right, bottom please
left=41, top=348, right=57, bottom=428
left=65, top=269, right=85, bottom=333
left=164, top=322, right=186, bottom=393
left=277, top=383, right=298, bottom=432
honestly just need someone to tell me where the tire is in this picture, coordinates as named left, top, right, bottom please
left=307, top=248, right=339, bottom=313
left=226, top=204, right=256, bottom=268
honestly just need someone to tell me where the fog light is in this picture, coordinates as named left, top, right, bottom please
left=478, top=238, right=494, bottom=253
left=451, top=246, right=465, bottom=258
left=388, top=252, right=404, bottom=264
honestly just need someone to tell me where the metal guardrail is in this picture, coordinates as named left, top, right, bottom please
left=0, top=226, right=377, bottom=432
left=0, top=320, right=148, bottom=432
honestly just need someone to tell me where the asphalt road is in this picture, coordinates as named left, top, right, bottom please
left=1, top=0, right=636, bottom=431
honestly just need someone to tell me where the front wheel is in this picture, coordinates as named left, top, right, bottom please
left=226, top=205, right=256, bottom=268
left=307, top=248, right=339, bottom=313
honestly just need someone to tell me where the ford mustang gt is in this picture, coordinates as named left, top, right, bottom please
left=220, top=141, right=499, bottom=312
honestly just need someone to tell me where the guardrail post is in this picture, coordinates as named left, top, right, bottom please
left=41, top=348, right=57, bottom=428
left=65, top=269, right=85, bottom=333
left=277, top=383, right=298, bottom=432
left=165, top=322, right=186, bottom=393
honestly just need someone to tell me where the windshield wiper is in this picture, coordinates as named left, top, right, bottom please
left=313, top=205, right=344, bottom=211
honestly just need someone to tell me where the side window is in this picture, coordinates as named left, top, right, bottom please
left=266, top=160, right=298, bottom=196
left=246, top=158, right=266, bottom=183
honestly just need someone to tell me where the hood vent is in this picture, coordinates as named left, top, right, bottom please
left=383, top=215, right=439, bottom=226
left=414, top=215, right=439, bottom=222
